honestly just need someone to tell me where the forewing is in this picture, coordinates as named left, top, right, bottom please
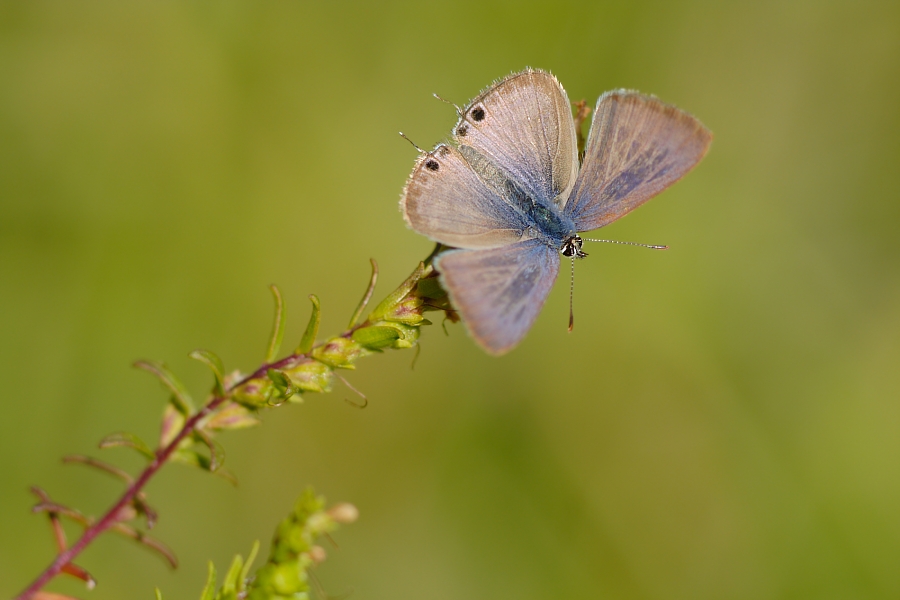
left=454, top=69, right=579, bottom=209
left=565, top=91, right=712, bottom=232
left=436, top=239, right=559, bottom=355
left=401, top=144, right=528, bottom=249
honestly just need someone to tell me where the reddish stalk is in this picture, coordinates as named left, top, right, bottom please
left=14, top=352, right=311, bottom=600
left=15, top=257, right=429, bottom=599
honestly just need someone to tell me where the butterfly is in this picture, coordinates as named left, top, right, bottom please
left=400, top=68, right=712, bottom=355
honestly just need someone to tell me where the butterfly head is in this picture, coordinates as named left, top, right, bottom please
left=561, top=235, right=588, bottom=259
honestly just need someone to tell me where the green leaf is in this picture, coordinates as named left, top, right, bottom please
left=63, top=454, right=133, bottom=483
left=134, top=360, right=194, bottom=415
left=370, top=262, right=425, bottom=321
left=194, top=429, right=226, bottom=473
left=171, top=449, right=238, bottom=485
left=241, top=540, right=260, bottom=586
left=267, top=368, right=296, bottom=401
left=159, top=403, right=186, bottom=447
left=265, top=285, right=286, bottom=363
left=189, top=349, right=226, bottom=396
left=221, top=553, right=244, bottom=596
left=204, top=402, right=261, bottom=432
left=295, top=294, right=321, bottom=354
left=385, top=322, right=421, bottom=349
left=98, top=432, right=155, bottom=460
left=348, top=258, right=378, bottom=328
left=200, top=561, right=217, bottom=600
left=155, top=587, right=164, bottom=600
left=352, top=325, right=401, bottom=349
left=107, top=521, right=179, bottom=568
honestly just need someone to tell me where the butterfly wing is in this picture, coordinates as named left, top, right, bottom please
left=401, top=144, right=530, bottom=249
left=436, top=238, right=559, bottom=355
left=454, top=68, right=579, bottom=209
left=564, top=91, right=712, bottom=232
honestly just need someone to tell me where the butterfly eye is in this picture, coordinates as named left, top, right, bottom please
left=470, top=106, right=486, bottom=122
left=424, top=159, right=440, bottom=171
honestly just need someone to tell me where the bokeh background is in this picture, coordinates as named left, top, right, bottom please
left=2, top=2, right=899, bottom=598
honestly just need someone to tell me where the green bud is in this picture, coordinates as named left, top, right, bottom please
left=351, top=325, right=401, bottom=349
left=311, top=337, right=363, bottom=369
left=232, top=378, right=275, bottom=408
left=383, top=296, right=426, bottom=325
left=284, top=360, right=333, bottom=393
left=266, top=369, right=296, bottom=402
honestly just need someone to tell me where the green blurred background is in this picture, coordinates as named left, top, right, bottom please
left=2, top=1, right=899, bottom=598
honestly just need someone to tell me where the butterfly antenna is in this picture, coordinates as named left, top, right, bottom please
left=398, top=131, right=425, bottom=154
left=582, top=238, right=669, bottom=250
left=568, top=255, right=576, bottom=332
left=433, top=93, right=464, bottom=119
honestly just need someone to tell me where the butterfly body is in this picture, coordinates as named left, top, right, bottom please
left=401, top=69, right=712, bottom=355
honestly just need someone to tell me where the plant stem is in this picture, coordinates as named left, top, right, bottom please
left=15, top=392, right=226, bottom=600
left=14, top=348, right=328, bottom=600
left=16, top=256, right=440, bottom=600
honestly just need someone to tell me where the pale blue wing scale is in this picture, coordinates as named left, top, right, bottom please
left=565, top=91, right=713, bottom=232
left=435, top=238, right=560, bottom=355
left=454, top=69, right=579, bottom=210
left=400, top=144, right=529, bottom=249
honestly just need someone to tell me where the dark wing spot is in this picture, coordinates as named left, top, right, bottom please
left=456, top=123, right=469, bottom=136
left=471, top=106, right=485, bottom=122
left=425, top=159, right=439, bottom=171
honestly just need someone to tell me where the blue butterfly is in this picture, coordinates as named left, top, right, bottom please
left=400, top=68, right=712, bottom=354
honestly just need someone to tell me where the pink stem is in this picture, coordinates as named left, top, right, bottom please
left=15, top=394, right=226, bottom=600
left=16, top=300, right=384, bottom=599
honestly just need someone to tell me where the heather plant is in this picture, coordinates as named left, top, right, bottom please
left=15, top=251, right=454, bottom=600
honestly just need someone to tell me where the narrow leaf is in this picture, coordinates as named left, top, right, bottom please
left=32, top=501, right=91, bottom=527
left=48, top=508, right=67, bottom=551
left=265, top=284, right=286, bottom=363
left=221, top=553, right=244, bottom=595
left=109, top=522, right=179, bottom=568
left=200, top=561, right=217, bottom=600
left=123, top=489, right=158, bottom=530
left=189, top=349, right=225, bottom=396
left=348, top=258, right=379, bottom=328
left=134, top=360, right=194, bottom=414
left=61, top=562, right=95, bottom=589
left=295, top=294, right=321, bottom=354
left=194, top=429, right=226, bottom=473
left=172, top=449, right=238, bottom=486
left=241, top=540, right=261, bottom=586
left=98, top=432, right=155, bottom=460
left=159, top=403, right=186, bottom=447
left=155, top=588, right=163, bottom=600
left=267, top=368, right=296, bottom=401
left=63, top=455, right=133, bottom=484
